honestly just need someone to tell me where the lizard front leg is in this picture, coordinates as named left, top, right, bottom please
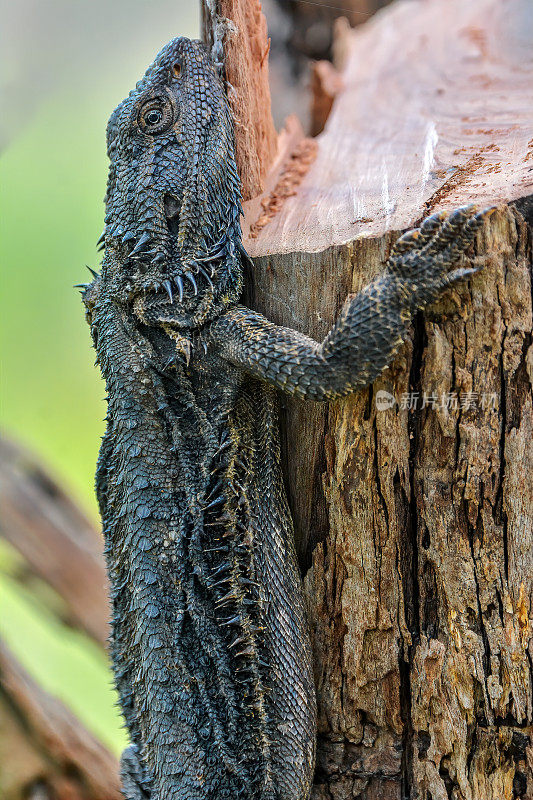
left=211, top=206, right=492, bottom=400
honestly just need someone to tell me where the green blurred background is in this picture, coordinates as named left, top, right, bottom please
left=1, top=0, right=198, bottom=755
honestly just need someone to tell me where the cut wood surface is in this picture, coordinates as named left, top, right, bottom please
left=0, top=641, right=120, bottom=800
left=206, top=0, right=533, bottom=797
left=243, top=0, right=533, bottom=254
left=0, top=436, right=109, bottom=646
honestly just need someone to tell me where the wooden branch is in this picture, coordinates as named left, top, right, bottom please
left=0, top=641, right=120, bottom=800
left=0, top=437, right=109, bottom=647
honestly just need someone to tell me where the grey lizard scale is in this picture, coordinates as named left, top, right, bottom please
left=81, top=36, right=490, bottom=800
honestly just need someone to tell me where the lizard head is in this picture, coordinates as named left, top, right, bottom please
left=103, top=37, right=244, bottom=328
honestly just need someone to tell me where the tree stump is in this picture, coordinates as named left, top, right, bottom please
left=205, top=0, right=533, bottom=797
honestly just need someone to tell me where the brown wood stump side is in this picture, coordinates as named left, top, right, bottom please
left=206, top=0, right=533, bottom=797
left=201, top=0, right=277, bottom=199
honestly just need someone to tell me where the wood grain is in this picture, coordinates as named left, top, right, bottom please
left=237, top=0, right=533, bottom=796
left=245, top=0, right=533, bottom=256
left=202, top=0, right=278, bottom=199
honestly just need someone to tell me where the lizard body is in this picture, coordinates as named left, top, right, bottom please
left=83, top=37, right=489, bottom=800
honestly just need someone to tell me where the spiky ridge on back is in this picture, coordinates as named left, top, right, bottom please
left=83, top=30, right=493, bottom=798
left=93, top=251, right=285, bottom=799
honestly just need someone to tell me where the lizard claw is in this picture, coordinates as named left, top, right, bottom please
left=387, top=203, right=496, bottom=311
left=162, top=280, right=173, bottom=303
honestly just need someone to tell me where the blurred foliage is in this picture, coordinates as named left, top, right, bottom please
left=1, top=93, right=110, bottom=518
left=0, top=540, right=126, bottom=754
left=0, top=2, right=198, bottom=755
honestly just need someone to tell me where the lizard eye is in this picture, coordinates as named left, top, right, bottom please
left=138, top=98, right=173, bottom=135
left=146, top=109, right=162, bottom=125
left=173, top=62, right=182, bottom=78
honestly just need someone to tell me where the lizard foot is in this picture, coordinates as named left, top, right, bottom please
left=387, top=204, right=496, bottom=310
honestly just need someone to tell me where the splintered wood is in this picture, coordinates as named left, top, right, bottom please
left=248, top=139, right=318, bottom=239
left=202, top=0, right=278, bottom=199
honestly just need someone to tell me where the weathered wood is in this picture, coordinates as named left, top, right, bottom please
left=245, top=0, right=533, bottom=255
left=201, top=0, right=277, bottom=199
left=205, top=0, right=533, bottom=797
left=0, top=641, right=120, bottom=800
left=299, top=206, right=533, bottom=800
left=0, top=436, right=109, bottom=647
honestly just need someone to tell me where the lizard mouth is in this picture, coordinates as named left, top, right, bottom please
left=123, top=193, right=227, bottom=309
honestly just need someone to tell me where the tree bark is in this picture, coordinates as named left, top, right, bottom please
left=205, top=0, right=533, bottom=798
left=201, top=0, right=277, bottom=198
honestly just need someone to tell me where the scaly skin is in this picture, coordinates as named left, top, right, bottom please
left=82, top=37, right=490, bottom=800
